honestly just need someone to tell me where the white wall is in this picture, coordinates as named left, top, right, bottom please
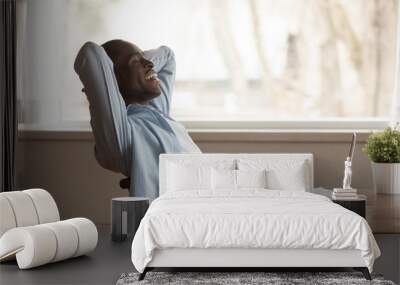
left=17, top=131, right=373, bottom=225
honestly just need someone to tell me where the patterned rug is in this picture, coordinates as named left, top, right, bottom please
left=116, top=271, right=396, bottom=285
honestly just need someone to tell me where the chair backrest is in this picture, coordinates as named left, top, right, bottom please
left=0, top=189, right=60, bottom=237
left=119, top=177, right=130, bottom=190
left=159, top=153, right=314, bottom=195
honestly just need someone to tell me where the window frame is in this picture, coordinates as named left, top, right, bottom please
left=180, top=119, right=390, bottom=131
left=18, top=118, right=390, bottom=132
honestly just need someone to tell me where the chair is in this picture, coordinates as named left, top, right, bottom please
left=0, top=189, right=98, bottom=269
left=119, top=177, right=131, bottom=190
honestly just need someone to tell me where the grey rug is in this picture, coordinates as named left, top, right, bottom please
left=116, top=272, right=396, bottom=285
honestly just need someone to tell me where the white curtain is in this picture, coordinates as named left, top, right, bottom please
left=393, top=1, right=400, bottom=126
left=17, top=0, right=71, bottom=130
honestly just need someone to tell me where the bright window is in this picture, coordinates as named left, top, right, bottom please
left=17, top=0, right=397, bottom=130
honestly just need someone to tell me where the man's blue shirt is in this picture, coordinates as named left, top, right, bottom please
left=74, top=42, right=200, bottom=199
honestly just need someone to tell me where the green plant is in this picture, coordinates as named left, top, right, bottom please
left=363, top=125, right=400, bottom=163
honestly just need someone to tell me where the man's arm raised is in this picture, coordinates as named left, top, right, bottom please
left=144, top=46, right=176, bottom=115
left=74, top=42, right=132, bottom=176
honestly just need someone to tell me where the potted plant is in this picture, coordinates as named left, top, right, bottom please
left=363, top=125, right=400, bottom=194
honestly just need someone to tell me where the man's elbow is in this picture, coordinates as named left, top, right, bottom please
left=159, top=45, right=174, bottom=56
left=159, top=46, right=176, bottom=72
left=159, top=46, right=175, bottom=62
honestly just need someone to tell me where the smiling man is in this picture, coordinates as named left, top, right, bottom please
left=74, top=40, right=200, bottom=198
left=102, top=40, right=162, bottom=105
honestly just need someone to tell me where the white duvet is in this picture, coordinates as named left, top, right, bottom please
left=131, top=190, right=380, bottom=273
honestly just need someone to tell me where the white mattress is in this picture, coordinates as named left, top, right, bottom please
left=131, top=190, right=380, bottom=273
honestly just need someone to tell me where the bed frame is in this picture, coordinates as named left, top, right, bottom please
left=139, top=154, right=371, bottom=280
left=141, top=248, right=370, bottom=280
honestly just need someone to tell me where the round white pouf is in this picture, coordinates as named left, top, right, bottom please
left=0, top=189, right=60, bottom=237
left=23, top=188, right=60, bottom=223
left=42, top=221, right=79, bottom=262
left=0, top=191, right=40, bottom=227
left=0, top=218, right=98, bottom=269
left=0, top=196, right=17, bottom=237
left=66, top=218, right=98, bottom=257
left=0, top=225, right=57, bottom=268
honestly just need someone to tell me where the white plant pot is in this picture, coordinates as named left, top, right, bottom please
left=371, top=162, right=400, bottom=194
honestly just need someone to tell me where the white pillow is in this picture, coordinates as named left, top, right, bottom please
left=167, top=163, right=212, bottom=192
left=236, top=169, right=267, bottom=189
left=211, top=169, right=268, bottom=191
left=238, top=159, right=308, bottom=191
left=211, top=168, right=236, bottom=190
left=267, top=165, right=307, bottom=191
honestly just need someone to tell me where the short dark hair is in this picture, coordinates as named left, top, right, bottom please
left=102, top=39, right=126, bottom=64
left=101, top=39, right=131, bottom=104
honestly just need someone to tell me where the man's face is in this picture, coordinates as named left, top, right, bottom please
left=105, top=41, right=161, bottom=104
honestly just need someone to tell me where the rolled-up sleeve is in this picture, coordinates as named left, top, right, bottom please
left=144, top=46, right=176, bottom=115
left=74, top=42, right=132, bottom=175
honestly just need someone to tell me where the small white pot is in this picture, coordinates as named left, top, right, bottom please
left=371, top=162, right=400, bottom=194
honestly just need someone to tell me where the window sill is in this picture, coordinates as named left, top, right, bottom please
left=18, top=128, right=372, bottom=143
left=17, top=119, right=388, bottom=142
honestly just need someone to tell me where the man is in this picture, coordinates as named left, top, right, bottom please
left=74, top=40, right=200, bottom=199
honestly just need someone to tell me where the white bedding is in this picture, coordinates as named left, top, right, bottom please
left=131, top=190, right=380, bottom=273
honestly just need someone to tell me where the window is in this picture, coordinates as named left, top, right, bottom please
left=17, top=0, right=397, bottom=130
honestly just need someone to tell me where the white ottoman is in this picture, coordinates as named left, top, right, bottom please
left=0, top=189, right=98, bottom=269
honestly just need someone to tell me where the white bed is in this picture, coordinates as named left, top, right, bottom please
left=131, top=154, right=380, bottom=280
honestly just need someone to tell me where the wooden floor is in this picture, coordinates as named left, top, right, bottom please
left=362, top=190, right=400, bottom=234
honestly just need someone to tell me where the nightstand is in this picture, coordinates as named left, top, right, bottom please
left=111, top=197, right=150, bottom=242
left=332, top=194, right=366, bottom=218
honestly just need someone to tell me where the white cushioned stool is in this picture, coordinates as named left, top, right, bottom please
left=0, top=189, right=98, bottom=269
